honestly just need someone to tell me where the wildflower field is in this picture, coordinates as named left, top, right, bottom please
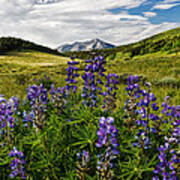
left=0, top=54, right=179, bottom=179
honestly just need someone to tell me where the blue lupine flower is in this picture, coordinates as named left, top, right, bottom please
left=153, top=115, right=179, bottom=180
left=82, top=56, right=106, bottom=108
left=9, top=147, right=26, bottom=179
left=96, top=117, right=119, bottom=179
left=66, top=60, right=79, bottom=94
left=50, top=84, right=67, bottom=109
left=102, top=73, right=119, bottom=111
left=26, top=84, right=48, bottom=131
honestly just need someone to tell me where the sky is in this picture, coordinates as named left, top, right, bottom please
left=0, top=0, right=180, bottom=48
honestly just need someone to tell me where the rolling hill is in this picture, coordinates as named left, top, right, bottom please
left=0, top=37, right=63, bottom=56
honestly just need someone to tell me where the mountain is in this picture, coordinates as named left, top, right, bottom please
left=57, top=38, right=115, bottom=52
left=63, top=27, right=180, bottom=60
left=0, top=37, right=63, bottom=56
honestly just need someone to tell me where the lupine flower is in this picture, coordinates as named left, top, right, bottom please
left=102, top=73, right=119, bottom=111
left=22, top=110, right=34, bottom=127
left=132, top=130, right=151, bottom=150
left=26, top=84, right=48, bottom=132
left=65, top=60, right=79, bottom=94
left=81, top=72, right=98, bottom=107
left=8, top=96, right=19, bottom=113
left=9, top=147, right=26, bottom=179
left=76, top=150, right=90, bottom=179
left=133, top=82, right=160, bottom=150
left=0, top=96, right=16, bottom=144
left=82, top=56, right=106, bottom=108
left=124, top=75, right=142, bottom=127
left=153, top=114, right=180, bottom=180
left=50, top=84, right=67, bottom=110
left=84, top=56, right=106, bottom=75
left=96, top=117, right=119, bottom=179
left=76, top=150, right=90, bottom=168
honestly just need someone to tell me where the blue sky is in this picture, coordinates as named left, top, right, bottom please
left=0, top=0, right=179, bottom=48
left=109, top=0, right=180, bottom=24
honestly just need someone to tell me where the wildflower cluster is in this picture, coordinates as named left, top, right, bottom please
left=9, top=147, right=26, bottom=179
left=153, top=106, right=180, bottom=180
left=81, top=56, right=106, bottom=107
left=125, top=76, right=159, bottom=150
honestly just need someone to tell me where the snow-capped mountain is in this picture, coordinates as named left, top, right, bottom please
left=57, top=38, right=115, bottom=52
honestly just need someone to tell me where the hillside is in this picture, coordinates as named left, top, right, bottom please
left=0, top=37, right=63, bottom=56
left=0, top=50, right=69, bottom=98
left=63, top=27, right=180, bottom=60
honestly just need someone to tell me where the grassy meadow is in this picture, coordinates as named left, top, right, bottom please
left=0, top=50, right=180, bottom=106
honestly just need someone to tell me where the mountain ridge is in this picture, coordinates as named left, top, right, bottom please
left=0, top=37, right=63, bottom=56
left=57, top=38, right=115, bottom=52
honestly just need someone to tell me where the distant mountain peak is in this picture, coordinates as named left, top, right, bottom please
left=57, top=38, right=115, bottom=52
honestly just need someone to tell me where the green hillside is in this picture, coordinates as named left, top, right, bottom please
left=0, top=37, right=63, bottom=56
left=0, top=50, right=69, bottom=98
left=64, top=27, right=180, bottom=60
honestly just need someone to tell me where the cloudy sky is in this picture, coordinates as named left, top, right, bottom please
left=0, top=0, right=180, bottom=48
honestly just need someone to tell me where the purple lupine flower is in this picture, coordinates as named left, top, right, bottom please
left=102, top=73, right=119, bottom=112
left=124, top=75, right=142, bottom=127
left=153, top=117, right=180, bottom=180
left=26, top=84, right=48, bottom=131
left=66, top=60, right=79, bottom=94
left=9, top=147, right=26, bottom=179
left=82, top=56, right=106, bottom=108
left=76, top=150, right=90, bottom=167
left=125, top=76, right=161, bottom=149
left=22, top=110, right=34, bottom=127
left=0, top=96, right=17, bottom=144
left=50, top=84, right=67, bottom=110
left=134, top=81, right=161, bottom=149
left=84, top=56, right=106, bottom=74
left=81, top=72, right=98, bottom=107
left=76, top=150, right=90, bottom=179
left=96, top=117, right=119, bottom=179
left=8, top=96, right=19, bottom=113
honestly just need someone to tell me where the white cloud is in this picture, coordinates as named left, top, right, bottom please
left=153, top=3, right=180, bottom=9
left=143, top=12, right=157, bottom=17
left=0, top=0, right=179, bottom=48
left=153, top=0, right=180, bottom=10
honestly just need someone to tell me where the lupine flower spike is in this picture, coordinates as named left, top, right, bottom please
left=96, top=117, right=119, bottom=179
left=9, top=147, right=26, bottom=179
